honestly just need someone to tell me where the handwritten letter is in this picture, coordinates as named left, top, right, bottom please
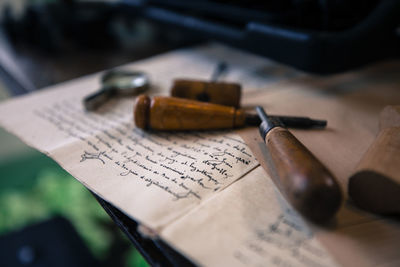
left=0, top=82, right=257, bottom=228
left=34, top=98, right=256, bottom=199
left=161, top=166, right=338, bottom=267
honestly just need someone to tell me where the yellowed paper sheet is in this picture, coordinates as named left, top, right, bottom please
left=162, top=166, right=340, bottom=267
left=160, top=60, right=400, bottom=267
left=0, top=45, right=266, bottom=230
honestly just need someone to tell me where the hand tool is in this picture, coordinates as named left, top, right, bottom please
left=84, top=70, right=149, bottom=111
left=256, top=106, right=342, bottom=223
left=349, top=105, right=400, bottom=214
left=170, top=62, right=242, bottom=108
left=134, top=95, right=326, bottom=131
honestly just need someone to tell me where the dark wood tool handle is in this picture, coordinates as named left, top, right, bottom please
left=171, top=79, right=241, bottom=108
left=265, top=127, right=342, bottom=222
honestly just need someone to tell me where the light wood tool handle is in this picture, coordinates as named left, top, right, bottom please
left=348, top=127, right=400, bottom=214
left=134, top=94, right=246, bottom=130
left=349, top=105, right=400, bottom=214
left=265, top=127, right=342, bottom=222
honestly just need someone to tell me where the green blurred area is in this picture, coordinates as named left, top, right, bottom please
left=0, top=148, right=148, bottom=267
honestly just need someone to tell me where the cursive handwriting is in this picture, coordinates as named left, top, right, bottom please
left=233, top=213, right=333, bottom=267
left=34, top=102, right=257, bottom=202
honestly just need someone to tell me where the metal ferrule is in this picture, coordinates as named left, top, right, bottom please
left=256, top=106, right=285, bottom=140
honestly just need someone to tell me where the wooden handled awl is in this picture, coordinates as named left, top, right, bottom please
left=349, top=106, right=400, bottom=214
left=134, top=95, right=327, bottom=131
left=171, top=79, right=241, bottom=108
left=171, top=62, right=241, bottom=108
left=256, top=106, right=342, bottom=223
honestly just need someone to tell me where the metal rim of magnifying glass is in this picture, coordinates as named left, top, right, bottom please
left=101, top=70, right=150, bottom=95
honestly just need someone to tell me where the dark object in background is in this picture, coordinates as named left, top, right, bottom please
left=121, top=0, right=400, bottom=74
left=0, top=216, right=98, bottom=267
left=2, top=2, right=119, bottom=53
left=2, top=0, right=399, bottom=96
left=0, top=1, right=201, bottom=95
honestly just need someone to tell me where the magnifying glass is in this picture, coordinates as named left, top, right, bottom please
left=84, top=70, right=150, bottom=111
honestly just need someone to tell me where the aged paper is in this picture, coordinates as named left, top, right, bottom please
left=0, top=43, right=294, bottom=230
left=161, top=60, right=400, bottom=267
left=1, top=44, right=400, bottom=267
left=0, top=47, right=262, bottom=229
left=162, top=166, right=339, bottom=267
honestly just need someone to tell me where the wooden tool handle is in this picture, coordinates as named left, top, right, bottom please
left=171, top=79, right=241, bottom=108
left=134, top=94, right=246, bottom=130
left=265, top=127, right=342, bottom=222
left=348, top=127, right=400, bottom=214
left=348, top=105, right=400, bottom=215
